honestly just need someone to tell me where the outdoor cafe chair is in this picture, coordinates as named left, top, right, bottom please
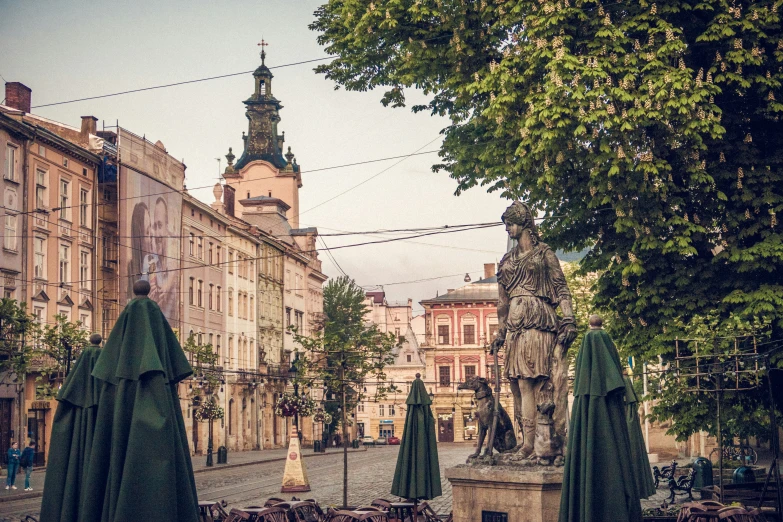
left=325, top=510, right=389, bottom=522
left=414, top=502, right=441, bottom=522
left=249, top=506, right=289, bottom=522
left=371, top=499, right=393, bottom=510
left=717, top=506, right=768, bottom=522
left=225, top=508, right=253, bottom=522
left=265, top=497, right=286, bottom=507
left=287, top=500, right=326, bottom=522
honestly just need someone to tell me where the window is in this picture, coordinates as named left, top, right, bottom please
left=35, top=169, right=47, bottom=209
left=216, top=245, right=221, bottom=264
left=208, top=242, right=213, bottom=264
left=208, top=284, right=214, bottom=310
left=4, top=144, right=17, bottom=181
left=228, top=290, right=233, bottom=316
left=489, top=323, right=499, bottom=340
left=250, top=295, right=254, bottom=317
left=379, top=404, right=385, bottom=417
left=216, top=335, right=222, bottom=360
left=437, top=325, right=450, bottom=345
left=3, top=214, right=16, bottom=251
left=464, top=365, right=476, bottom=380
left=357, top=403, right=364, bottom=413
left=208, top=333, right=213, bottom=346
left=216, top=286, right=222, bottom=312
left=395, top=327, right=401, bottom=337
left=80, top=313, right=90, bottom=331
left=197, top=332, right=203, bottom=345
left=79, top=250, right=90, bottom=289
left=59, top=243, right=70, bottom=283
left=189, top=233, right=195, bottom=256
left=389, top=405, right=395, bottom=417
left=102, top=307, right=112, bottom=339
left=4, top=288, right=14, bottom=299
left=79, top=188, right=89, bottom=227
left=406, top=354, right=412, bottom=363
left=439, top=366, right=451, bottom=386
left=197, top=280, right=203, bottom=307
left=228, top=251, right=234, bottom=273
left=197, top=237, right=203, bottom=259
left=463, top=324, right=476, bottom=345
left=38, top=145, right=45, bottom=157
left=189, top=278, right=194, bottom=305
left=59, top=179, right=69, bottom=220
left=285, top=307, right=292, bottom=331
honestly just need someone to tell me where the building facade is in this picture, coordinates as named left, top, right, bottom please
left=1, top=84, right=102, bottom=464
left=356, top=291, right=425, bottom=441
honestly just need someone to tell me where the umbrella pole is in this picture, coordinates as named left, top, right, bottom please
left=486, top=348, right=501, bottom=459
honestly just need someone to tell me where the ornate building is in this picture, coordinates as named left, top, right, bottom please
left=214, top=48, right=327, bottom=447
left=419, top=264, right=514, bottom=443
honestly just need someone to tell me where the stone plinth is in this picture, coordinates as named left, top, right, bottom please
left=446, top=465, right=563, bottom=522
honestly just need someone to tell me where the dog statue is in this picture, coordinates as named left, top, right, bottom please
left=458, top=376, right=517, bottom=461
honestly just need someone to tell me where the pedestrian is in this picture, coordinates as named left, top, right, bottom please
left=20, top=442, right=36, bottom=491
left=5, top=442, right=20, bottom=490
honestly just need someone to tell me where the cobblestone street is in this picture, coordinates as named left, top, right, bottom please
left=0, top=443, right=471, bottom=520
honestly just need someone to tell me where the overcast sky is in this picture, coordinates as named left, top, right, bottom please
left=0, top=0, right=512, bottom=314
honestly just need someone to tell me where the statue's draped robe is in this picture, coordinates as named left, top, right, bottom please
left=497, top=243, right=571, bottom=380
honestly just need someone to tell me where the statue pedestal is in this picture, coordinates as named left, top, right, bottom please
left=445, top=465, right=563, bottom=522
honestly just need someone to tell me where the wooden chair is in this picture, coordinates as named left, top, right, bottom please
left=717, top=506, right=768, bottom=522
left=415, top=502, right=440, bottom=522
left=325, top=510, right=388, bottom=522
left=206, top=501, right=230, bottom=522
left=678, top=502, right=725, bottom=522
left=679, top=508, right=722, bottom=522
left=288, top=501, right=324, bottom=522
left=251, top=506, right=289, bottom=522
left=225, top=509, right=253, bottom=522
left=371, top=499, right=392, bottom=510
left=265, top=498, right=286, bottom=507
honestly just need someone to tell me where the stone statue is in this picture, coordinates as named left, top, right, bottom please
left=490, top=201, right=577, bottom=465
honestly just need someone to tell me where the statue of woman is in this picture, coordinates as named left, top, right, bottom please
left=491, top=201, right=577, bottom=463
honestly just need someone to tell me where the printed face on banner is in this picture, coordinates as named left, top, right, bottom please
left=121, top=166, right=182, bottom=324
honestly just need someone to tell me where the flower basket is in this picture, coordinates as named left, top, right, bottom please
left=194, top=399, right=224, bottom=422
left=314, top=409, right=326, bottom=423
left=274, top=392, right=316, bottom=418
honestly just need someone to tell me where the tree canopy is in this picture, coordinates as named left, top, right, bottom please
left=311, top=0, right=783, bottom=363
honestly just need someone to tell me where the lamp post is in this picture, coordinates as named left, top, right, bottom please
left=205, top=383, right=214, bottom=467
left=289, top=355, right=302, bottom=442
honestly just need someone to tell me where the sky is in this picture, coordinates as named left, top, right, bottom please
left=0, top=0, right=512, bottom=314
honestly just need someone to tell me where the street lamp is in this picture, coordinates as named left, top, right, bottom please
left=289, top=354, right=302, bottom=442
left=205, top=381, right=215, bottom=467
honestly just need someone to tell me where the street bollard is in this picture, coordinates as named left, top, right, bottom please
left=692, top=457, right=713, bottom=497
left=217, top=445, right=228, bottom=464
left=314, top=440, right=321, bottom=453
left=733, top=466, right=756, bottom=484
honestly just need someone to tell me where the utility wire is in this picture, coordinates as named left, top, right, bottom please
left=30, top=57, right=336, bottom=109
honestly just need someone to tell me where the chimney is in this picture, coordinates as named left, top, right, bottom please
left=80, top=116, right=98, bottom=142
left=484, top=263, right=496, bottom=280
left=5, top=82, right=32, bottom=113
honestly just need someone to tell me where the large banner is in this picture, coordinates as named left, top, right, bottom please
left=120, top=165, right=182, bottom=325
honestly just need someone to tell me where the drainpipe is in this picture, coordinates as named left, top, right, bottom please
left=18, top=133, right=31, bottom=445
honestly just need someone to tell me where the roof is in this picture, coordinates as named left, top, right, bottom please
left=239, top=195, right=291, bottom=211
left=291, top=227, right=318, bottom=235
left=420, top=278, right=498, bottom=304
left=365, top=291, right=385, bottom=304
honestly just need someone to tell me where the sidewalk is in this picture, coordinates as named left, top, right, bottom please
left=0, top=445, right=367, bottom=503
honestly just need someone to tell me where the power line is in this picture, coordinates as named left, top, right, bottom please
left=30, top=57, right=336, bottom=109
left=319, top=236, right=348, bottom=277
left=297, top=136, right=443, bottom=218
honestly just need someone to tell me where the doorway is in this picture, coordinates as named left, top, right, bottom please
left=438, top=414, right=454, bottom=443
left=0, top=400, right=12, bottom=464
left=27, top=409, right=46, bottom=466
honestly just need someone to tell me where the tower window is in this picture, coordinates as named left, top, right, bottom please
left=259, top=80, right=266, bottom=96
left=247, top=191, right=250, bottom=199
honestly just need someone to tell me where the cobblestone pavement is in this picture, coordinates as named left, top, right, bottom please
left=0, top=443, right=471, bottom=520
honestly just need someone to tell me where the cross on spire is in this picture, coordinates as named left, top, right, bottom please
left=258, top=38, right=269, bottom=64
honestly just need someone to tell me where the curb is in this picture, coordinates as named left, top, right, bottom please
left=193, top=446, right=367, bottom=474
left=0, top=447, right=368, bottom=503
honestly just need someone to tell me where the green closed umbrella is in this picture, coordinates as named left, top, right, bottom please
left=558, top=328, right=643, bottom=522
left=41, top=334, right=104, bottom=522
left=624, top=375, right=657, bottom=499
left=79, top=281, right=199, bottom=522
left=391, top=373, right=442, bottom=513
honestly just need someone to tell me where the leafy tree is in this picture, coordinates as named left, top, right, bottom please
left=0, top=298, right=37, bottom=379
left=36, top=314, right=89, bottom=398
left=291, top=276, right=397, bottom=507
left=311, top=1, right=783, bottom=439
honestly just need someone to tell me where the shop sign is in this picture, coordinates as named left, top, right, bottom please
left=30, top=401, right=50, bottom=410
left=380, top=420, right=394, bottom=424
